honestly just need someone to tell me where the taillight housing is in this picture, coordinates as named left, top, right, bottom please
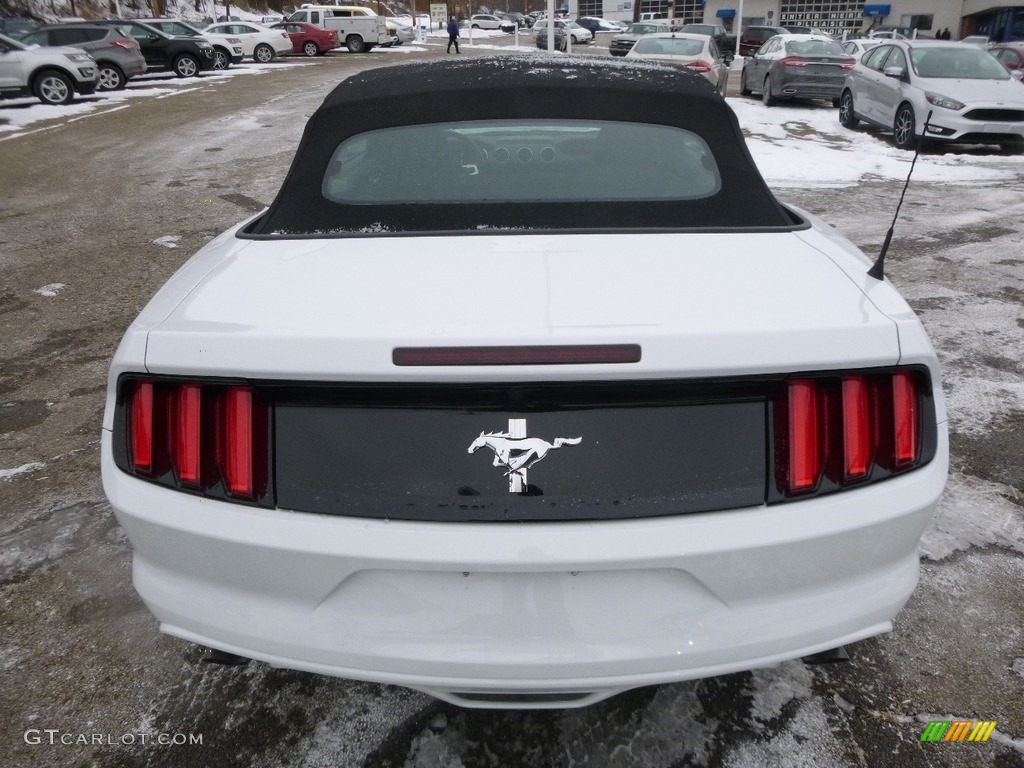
left=685, top=60, right=714, bottom=73
left=772, top=367, right=932, bottom=500
left=779, top=56, right=809, bottom=67
left=115, top=376, right=272, bottom=505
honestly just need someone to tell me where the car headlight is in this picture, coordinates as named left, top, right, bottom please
left=64, top=53, right=93, bottom=63
left=925, top=92, right=965, bottom=111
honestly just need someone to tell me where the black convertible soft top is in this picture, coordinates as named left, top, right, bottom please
left=250, top=55, right=796, bottom=237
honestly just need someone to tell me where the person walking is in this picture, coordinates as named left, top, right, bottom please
left=444, top=17, right=460, bottom=53
left=447, top=16, right=460, bottom=53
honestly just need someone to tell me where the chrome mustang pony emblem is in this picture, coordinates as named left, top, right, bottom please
left=468, top=419, right=582, bottom=493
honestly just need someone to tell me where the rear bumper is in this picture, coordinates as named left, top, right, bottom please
left=775, top=73, right=846, bottom=100
left=102, top=423, right=947, bottom=708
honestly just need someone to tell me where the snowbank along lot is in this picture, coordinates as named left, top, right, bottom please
left=1, top=44, right=1023, bottom=767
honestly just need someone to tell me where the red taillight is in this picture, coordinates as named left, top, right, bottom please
left=129, top=381, right=154, bottom=474
left=685, top=60, right=713, bottom=73
left=787, top=379, right=822, bottom=493
left=777, top=369, right=927, bottom=498
left=780, top=56, right=809, bottom=67
left=121, top=378, right=268, bottom=503
left=892, top=371, right=919, bottom=467
left=173, top=384, right=202, bottom=487
left=111, top=39, right=134, bottom=49
left=222, top=387, right=254, bottom=498
left=841, top=376, right=872, bottom=481
left=840, top=57, right=856, bottom=69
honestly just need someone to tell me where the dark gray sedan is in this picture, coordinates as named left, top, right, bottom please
left=740, top=34, right=854, bottom=106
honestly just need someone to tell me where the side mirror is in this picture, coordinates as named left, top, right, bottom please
left=724, top=53, right=734, bottom=64
left=883, top=65, right=905, bottom=79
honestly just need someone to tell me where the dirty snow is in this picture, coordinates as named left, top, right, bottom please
left=921, top=472, right=1024, bottom=560
left=152, top=236, right=181, bottom=249
left=728, top=98, right=1017, bottom=188
left=32, top=283, right=65, bottom=297
left=0, top=60, right=314, bottom=141
left=0, top=462, right=45, bottom=481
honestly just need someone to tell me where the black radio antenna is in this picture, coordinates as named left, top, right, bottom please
left=868, top=110, right=933, bottom=281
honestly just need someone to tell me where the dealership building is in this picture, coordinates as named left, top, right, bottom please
left=574, top=0, right=1023, bottom=41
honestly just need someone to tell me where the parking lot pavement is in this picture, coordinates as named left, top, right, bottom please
left=1, top=47, right=1023, bottom=768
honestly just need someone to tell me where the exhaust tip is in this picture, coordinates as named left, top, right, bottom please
left=803, top=646, right=850, bottom=664
left=198, top=647, right=251, bottom=666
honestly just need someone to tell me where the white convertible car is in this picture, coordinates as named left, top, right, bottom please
left=102, top=56, right=948, bottom=709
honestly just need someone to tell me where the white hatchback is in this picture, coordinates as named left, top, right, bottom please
left=839, top=39, right=1024, bottom=152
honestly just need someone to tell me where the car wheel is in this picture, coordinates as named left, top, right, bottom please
left=303, top=41, right=319, bottom=56
left=97, top=63, right=126, bottom=91
left=893, top=103, right=917, bottom=150
left=838, top=90, right=859, bottom=128
left=472, top=24, right=480, bottom=29
left=33, top=69, right=74, bottom=105
left=172, top=54, right=200, bottom=78
left=740, top=69, right=752, bottom=96
left=346, top=35, right=365, bottom=53
left=212, top=48, right=230, bottom=70
left=762, top=75, right=777, bottom=106
left=254, top=43, right=276, bottom=63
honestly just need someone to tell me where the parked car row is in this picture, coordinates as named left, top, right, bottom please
left=1, top=15, right=357, bottom=103
left=731, top=32, right=1024, bottom=154
left=18, top=24, right=145, bottom=90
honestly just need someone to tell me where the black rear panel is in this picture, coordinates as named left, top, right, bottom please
left=272, top=381, right=767, bottom=522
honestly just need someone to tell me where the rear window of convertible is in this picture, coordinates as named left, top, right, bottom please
left=321, top=120, right=722, bottom=204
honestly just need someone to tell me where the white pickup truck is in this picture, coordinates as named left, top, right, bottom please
left=287, top=6, right=389, bottom=52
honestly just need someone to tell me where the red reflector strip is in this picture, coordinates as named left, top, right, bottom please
left=129, top=381, right=154, bottom=474
left=393, top=345, right=642, bottom=366
left=788, top=380, right=821, bottom=492
left=892, top=372, right=919, bottom=466
left=174, top=384, right=202, bottom=487
left=223, top=387, right=254, bottom=498
left=841, top=376, right=872, bottom=481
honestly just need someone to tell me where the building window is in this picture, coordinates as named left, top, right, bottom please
left=901, top=14, right=933, bottom=31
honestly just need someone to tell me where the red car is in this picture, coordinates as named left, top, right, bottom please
left=988, top=43, right=1024, bottom=78
left=271, top=21, right=340, bottom=56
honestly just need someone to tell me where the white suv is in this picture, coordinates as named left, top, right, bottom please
left=0, top=31, right=98, bottom=105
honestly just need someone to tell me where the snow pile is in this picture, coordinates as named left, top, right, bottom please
left=728, top=98, right=1017, bottom=188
